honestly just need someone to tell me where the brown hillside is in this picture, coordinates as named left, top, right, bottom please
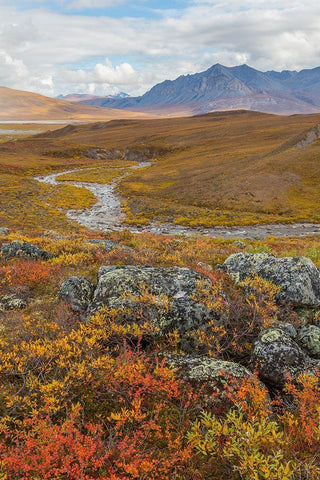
left=0, top=86, right=151, bottom=121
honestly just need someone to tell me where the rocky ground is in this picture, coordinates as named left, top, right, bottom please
left=2, top=235, right=319, bottom=393
left=0, top=228, right=319, bottom=478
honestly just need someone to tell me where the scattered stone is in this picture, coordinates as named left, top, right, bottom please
left=223, top=253, right=320, bottom=306
left=233, top=240, right=246, bottom=249
left=59, top=276, right=94, bottom=312
left=274, top=322, right=297, bottom=339
left=0, top=294, right=27, bottom=311
left=88, top=239, right=133, bottom=253
left=40, top=230, right=64, bottom=240
left=90, top=266, right=220, bottom=349
left=296, top=325, right=320, bottom=359
left=197, top=262, right=213, bottom=272
left=251, top=325, right=315, bottom=388
left=1, top=241, right=52, bottom=260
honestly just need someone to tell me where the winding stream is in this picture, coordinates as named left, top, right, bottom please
left=35, top=165, right=320, bottom=239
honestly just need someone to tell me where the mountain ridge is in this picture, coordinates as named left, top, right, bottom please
left=63, top=63, right=320, bottom=116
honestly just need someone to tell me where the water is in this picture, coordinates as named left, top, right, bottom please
left=35, top=163, right=152, bottom=231
left=35, top=166, right=320, bottom=238
left=0, top=128, right=42, bottom=135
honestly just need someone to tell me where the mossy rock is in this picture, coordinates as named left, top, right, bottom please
left=59, top=276, right=94, bottom=313
left=223, top=253, right=320, bottom=306
left=89, top=266, right=222, bottom=351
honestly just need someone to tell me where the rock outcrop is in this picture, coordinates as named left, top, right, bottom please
left=89, top=267, right=216, bottom=346
left=1, top=241, right=52, bottom=260
left=59, top=276, right=94, bottom=313
left=165, top=353, right=253, bottom=393
left=0, top=294, right=27, bottom=311
left=251, top=324, right=316, bottom=387
left=296, top=325, right=320, bottom=359
left=58, top=262, right=320, bottom=389
left=223, top=253, right=320, bottom=306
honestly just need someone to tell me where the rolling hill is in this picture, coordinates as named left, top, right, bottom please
left=0, top=86, right=150, bottom=121
left=65, top=64, right=320, bottom=116
left=3, top=109, right=320, bottom=228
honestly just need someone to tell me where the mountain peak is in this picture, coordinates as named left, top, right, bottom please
left=63, top=63, right=320, bottom=116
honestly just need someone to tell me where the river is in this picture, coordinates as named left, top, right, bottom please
left=35, top=165, right=320, bottom=239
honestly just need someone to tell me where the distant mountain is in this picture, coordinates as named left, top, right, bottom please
left=59, top=92, right=129, bottom=103
left=66, top=64, right=320, bottom=116
left=0, top=86, right=149, bottom=121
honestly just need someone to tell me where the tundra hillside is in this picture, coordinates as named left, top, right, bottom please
left=2, top=110, right=320, bottom=231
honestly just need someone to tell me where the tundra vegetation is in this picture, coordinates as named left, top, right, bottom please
left=0, top=112, right=319, bottom=479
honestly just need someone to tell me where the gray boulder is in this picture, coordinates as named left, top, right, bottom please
left=90, top=266, right=220, bottom=348
left=164, top=354, right=270, bottom=409
left=0, top=228, right=9, bottom=235
left=223, top=253, right=320, bottom=306
left=0, top=294, right=27, bottom=311
left=165, top=354, right=253, bottom=393
left=1, top=241, right=52, bottom=260
left=296, top=325, right=320, bottom=359
left=59, top=276, right=94, bottom=312
left=252, top=325, right=315, bottom=388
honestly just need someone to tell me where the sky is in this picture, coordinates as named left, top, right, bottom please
left=0, top=0, right=320, bottom=97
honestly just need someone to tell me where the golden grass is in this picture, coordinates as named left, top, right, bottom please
left=57, top=161, right=137, bottom=184
left=2, top=110, right=320, bottom=230
left=0, top=172, right=95, bottom=233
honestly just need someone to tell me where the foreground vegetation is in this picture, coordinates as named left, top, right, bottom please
left=0, top=228, right=320, bottom=479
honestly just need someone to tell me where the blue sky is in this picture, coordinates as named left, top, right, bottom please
left=0, top=0, right=320, bottom=97
left=16, top=1, right=186, bottom=18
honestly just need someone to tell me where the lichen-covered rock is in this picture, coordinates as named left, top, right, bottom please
left=59, top=276, right=94, bottom=312
left=296, top=325, right=320, bottom=359
left=164, top=353, right=270, bottom=410
left=90, top=266, right=219, bottom=347
left=1, top=241, right=52, bottom=260
left=165, top=354, right=253, bottom=393
left=252, top=325, right=315, bottom=387
left=0, top=294, right=27, bottom=311
left=223, top=253, right=320, bottom=306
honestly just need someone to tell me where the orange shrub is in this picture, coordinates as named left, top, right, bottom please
left=5, top=259, right=60, bottom=288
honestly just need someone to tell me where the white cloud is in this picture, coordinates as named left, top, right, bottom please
left=68, top=0, right=127, bottom=10
left=0, top=1, right=320, bottom=96
left=59, top=59, right=138, bottom=94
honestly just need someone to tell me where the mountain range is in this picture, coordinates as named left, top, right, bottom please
left=63, top=63, right=320, bottom=116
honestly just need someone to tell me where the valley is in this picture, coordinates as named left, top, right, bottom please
left=35, top=165, right=320, bottom=238
left=3, top=110, right=320, bottom=233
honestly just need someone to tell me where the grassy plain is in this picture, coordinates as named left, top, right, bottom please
left=1, top=110, right=320, bottom=231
